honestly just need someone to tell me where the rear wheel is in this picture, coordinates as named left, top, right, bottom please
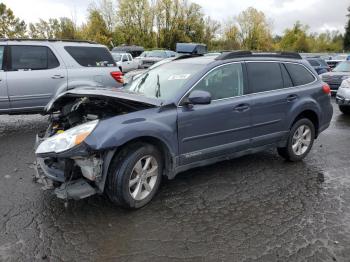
left=339, top=105, right=350, bottom=115
left=106, top=143, right=163, bottom=209
left=277, top=118, right=315, bottom=162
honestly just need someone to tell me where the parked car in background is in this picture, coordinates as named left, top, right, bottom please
left=35, top=50, right=332, bottom=209
left=112, top=45, right=144, bottom=58
left=336, top=78, right=350, bottom=114
left=305, top=57, right=330, bottom=74
left=124, top=43, right=209, bottom=83
left=124, top=57, right=176, bottom=84
left=0, top=39, right=122, bottom=115
left=204, top=52, right=222, bottom=57
left=135, top=50, right=178, bottom=68
left=321, top=61, right=350, bottom=93
left=326, top=54, right=350, bottom=69
left=111, top=52, right=139, bottom=73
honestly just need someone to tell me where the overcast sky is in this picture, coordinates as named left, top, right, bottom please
left=2, top=0, right=349, bottom=35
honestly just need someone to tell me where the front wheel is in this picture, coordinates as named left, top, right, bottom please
left=277, top=118, right=315, bottom=162
left=106, top=143, right=163, bottom=209
left=339, top=105, right=350, bottom=115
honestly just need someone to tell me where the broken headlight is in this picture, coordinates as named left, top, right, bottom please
left=36, top=120, right=99, bottom=154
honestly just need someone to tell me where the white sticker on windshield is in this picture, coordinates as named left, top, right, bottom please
left=168, top=74, right=191, bottom=81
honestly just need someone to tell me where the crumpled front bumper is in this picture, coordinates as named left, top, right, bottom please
left=34, top=134, right=108, bottom=200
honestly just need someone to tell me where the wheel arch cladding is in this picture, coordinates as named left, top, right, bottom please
left=112, top=136, right=174, bottom=177
left=291, top=109, right=319, bottom=138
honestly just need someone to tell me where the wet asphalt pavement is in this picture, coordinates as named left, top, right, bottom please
left=1, top=100, right=350, bottom=262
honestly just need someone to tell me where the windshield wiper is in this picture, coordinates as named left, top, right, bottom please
left=155, top=74, right=161, bottom=98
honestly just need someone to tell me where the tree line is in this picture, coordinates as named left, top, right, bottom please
left=1, top=1, right=350, bottom=52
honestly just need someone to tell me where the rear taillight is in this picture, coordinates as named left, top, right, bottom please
left=111, top=71, right=124, bottom=84
left=322, top=83, right=331, bottom=95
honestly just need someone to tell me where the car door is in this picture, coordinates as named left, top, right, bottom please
left=177, top=62, right=252, bottom=165
left=121, top=54, right=130, bottom=72
left=247, top=61, right=300, bottom=147
left=0, top=45, right=9, bottom=112
left=6, top=44, right=67, bottom=111
left=128, top=54, right=138, bottom=70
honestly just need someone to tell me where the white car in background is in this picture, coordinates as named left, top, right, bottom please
left=336, top=78, right=350, bottom=115
left=111, top=52, right=139, bottom=73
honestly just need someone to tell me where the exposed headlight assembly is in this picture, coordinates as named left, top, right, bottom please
left=36, top=120, right=99, bottom=154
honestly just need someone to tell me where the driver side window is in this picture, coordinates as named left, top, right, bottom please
left=192, top=63, right=244, bottom=100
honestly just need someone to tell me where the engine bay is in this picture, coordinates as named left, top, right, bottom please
left=46, top=95, right=151, bottom=136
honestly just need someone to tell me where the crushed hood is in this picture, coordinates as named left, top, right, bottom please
left=45, top=87, right=164, bottom=113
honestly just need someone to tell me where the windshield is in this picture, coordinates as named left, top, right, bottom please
left=112, top=53, right=122, bottom=61
left=124, top=62, right=205, bottom=100
left=147, top=51, right=167, bottom=58
left=333, top=55, right=348, bottom=60
left=333, top=62, right=350, bottom=72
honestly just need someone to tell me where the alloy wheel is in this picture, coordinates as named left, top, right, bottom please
left=129, top=155, right=159, bottom=201
left=292, top=124, right=312, bottom=156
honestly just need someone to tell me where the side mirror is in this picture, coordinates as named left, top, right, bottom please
left=186, top=90, right=211, bottom=105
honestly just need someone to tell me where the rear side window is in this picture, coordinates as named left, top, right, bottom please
left=284, top=63, right=315, bottom=86
left=0, top=46, right=4, bottom=70
left=64, top=46, right=115, bottom=67
left=247, top=62, right=283, bottom=93
left=10, top=46, right=60, bottom=71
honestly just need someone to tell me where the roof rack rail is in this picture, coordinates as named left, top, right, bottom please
left=0, top=38, right=97, bottom=44
left=173, top=54, right=203, bottom=60
left=216, top=51, right=302, bottom=60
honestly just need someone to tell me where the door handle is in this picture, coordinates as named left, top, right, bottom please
left=234, top=104, right=250, bottom=112
left=51, top=75, right=64, bottom=79
left=287, top=94, right=298, bottom=102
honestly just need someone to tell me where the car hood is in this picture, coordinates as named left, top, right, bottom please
left=321, top=72, right=350, bottom=77
left=141, top=57, right=164, bottom=62
left=45, top=87, right=164, bottom=113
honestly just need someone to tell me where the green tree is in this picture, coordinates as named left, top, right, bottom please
left=222, top=19, right=241, bottom=50
left=236, top=7, right=273, bottom=51
left=344, top=6, right=350, bottom=51
left=29, top=18, right=79, bottom=39
left=82, top=10, right=111, bottom=46
left=279, top=21, right=311, bottom=52
left=0, top=3, right=26, bottom=38
left=203, top=16, right=220, bottom=49
left=29, top=19, right=60, bottom=38
left=154, top=0, right=207, bottom=49
left=89, top=0, right=117, bottom=32
left=116, top=0, right=155, bottom=47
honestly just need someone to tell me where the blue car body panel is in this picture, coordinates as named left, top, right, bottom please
left=39, top=55, right=333, bottom=182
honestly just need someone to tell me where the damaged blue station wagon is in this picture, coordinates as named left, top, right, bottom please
left=35, top=50, right=333, bottom=209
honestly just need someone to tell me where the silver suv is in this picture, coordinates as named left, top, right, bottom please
left=0, top=39, right=123, bottom=114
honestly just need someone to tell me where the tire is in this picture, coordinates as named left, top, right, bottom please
left=339, top=105, right=350, bottom=115
left=106, top=143, right=163, bottom=209
left=277, top=118, right=315, bottom=162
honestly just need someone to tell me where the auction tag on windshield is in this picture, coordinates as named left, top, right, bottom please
left=168, top=74, right=191, bottom=81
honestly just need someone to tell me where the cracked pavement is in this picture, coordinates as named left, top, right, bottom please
left=1, top=100, right=350, bottom=262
